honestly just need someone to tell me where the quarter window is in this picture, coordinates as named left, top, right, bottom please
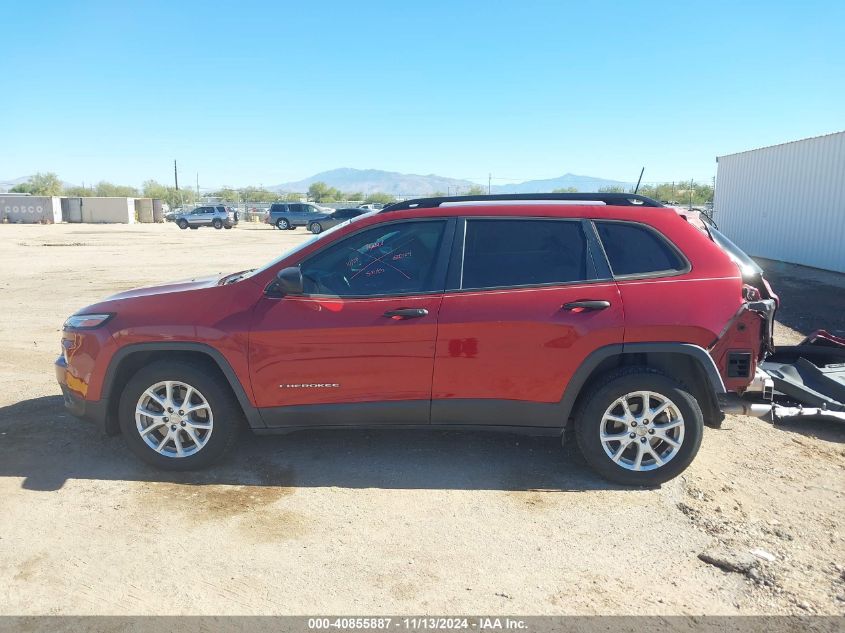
left=594, top=221, right=685, bottom=276
left=300, top=221, right=446, bottom=296
left=461, top=219, right=590, bottom=289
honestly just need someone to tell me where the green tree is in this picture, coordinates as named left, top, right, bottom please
left=63, top=185, right=94, bottom=197
left=598, top=185, right=626, bottom=193
left=345, top=191, right=364, bottom=201
left=308, top=182, right=331, bottom=202
left=552, top=187, right=578, bottom=193
left=307, top=181, right=344, bottom=202
left=363, top=192, right=396, bottom=205
left=239, top=186, right=279, bottom=203
left=429, top=191, right=446, bottom=197
left=142, top=180, right=195, bottom=209
left=282, top=192, right=303, bottom=202
left=637, top=181, right=713, bottom=206
left=465, top=185, right=486, bottom=195
left=93, top=181, right=139, bottom=197
left=213, top=188, right=240, bottom=202
left=11, top=172, right=63, bottom=196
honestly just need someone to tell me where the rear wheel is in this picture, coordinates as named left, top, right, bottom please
left=212, top=218, right=223, bottom=229
left=574, top=367, right=703, bottom=486
left=276, top=218, right=290, bottom=230
left=309, top=222, right=323, bottom=234
left=177, top=219, right=188, bottom=229
left=118, top=360, right=242, bottom=470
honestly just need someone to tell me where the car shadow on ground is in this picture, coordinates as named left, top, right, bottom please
left=0, top=395, right=622, bottom=493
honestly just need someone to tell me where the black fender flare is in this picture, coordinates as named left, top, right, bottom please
left=102, top=342, right=265, bottom=430
left=559, top=342, right=726, bottom=422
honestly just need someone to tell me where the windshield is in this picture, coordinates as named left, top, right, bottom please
left=243, top=211, right=378, bottom=279
left=707, top=224, right=764, bottom=278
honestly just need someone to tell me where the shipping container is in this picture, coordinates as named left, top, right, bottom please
left=134, top=197, right=154, bottom=223
left=714, top=131, right=845, bottom=273
left=0, top=195, right=62, bottom=223
left=78, top=197, right=136, bottom=224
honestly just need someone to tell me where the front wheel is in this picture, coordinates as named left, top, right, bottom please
left=177, top=219, right=188, bottom=230
left=118, top=360, right=242, bottom=470
left=309, top=222, right=323, bottom=234
left=276, top=218, right=290, bottom=230
left=574, top=367, right=703, bottom=486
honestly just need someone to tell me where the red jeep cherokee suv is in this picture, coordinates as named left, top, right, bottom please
left=56, top=193, right=776, bottom=485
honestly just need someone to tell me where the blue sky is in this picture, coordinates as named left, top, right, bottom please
left=2, top=0, right=843, bottom=189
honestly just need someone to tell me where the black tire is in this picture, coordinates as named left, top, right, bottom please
left=276, top=218, right=290, bottom=230
left=212, top=218, right=223, bottom=229
left=177, top=219, right=188, bottom=230
left=118, top=360, right=242, bottom=471
left=310, top=222, right=323, bottom=234
left=574, top=367, right=704, bottom=486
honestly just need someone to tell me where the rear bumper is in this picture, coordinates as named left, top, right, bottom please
left=55, top=356, right=111, bottom=434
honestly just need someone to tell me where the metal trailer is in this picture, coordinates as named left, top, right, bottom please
left=714, top=131, right=845, bottom=273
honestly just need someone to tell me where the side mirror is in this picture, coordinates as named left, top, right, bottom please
left=276, top=266, right=304, bottom=295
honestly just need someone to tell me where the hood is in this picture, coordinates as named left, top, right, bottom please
left=103, top=273, right=226, bottom=301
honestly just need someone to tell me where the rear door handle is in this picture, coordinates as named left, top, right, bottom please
left=384, top=308, right=429, bottom=319
left=563, top=300, right=611, bottom=312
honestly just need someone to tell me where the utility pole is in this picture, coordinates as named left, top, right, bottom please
left=196, top=173, right=200, bottom=200
left=174, top=160, right=179, bottom=190
left=488, top=173, right=491, bottom=195
left=689, top=177, right=694, bottom=210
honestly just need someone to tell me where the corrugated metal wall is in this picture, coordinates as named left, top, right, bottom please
left=714, top=131, right=845, bottom=273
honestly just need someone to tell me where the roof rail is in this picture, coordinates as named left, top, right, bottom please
left=381, top=192, right=664, bottom=212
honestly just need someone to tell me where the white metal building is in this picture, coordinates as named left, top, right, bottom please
left=714, top=131, right=845, bottom=273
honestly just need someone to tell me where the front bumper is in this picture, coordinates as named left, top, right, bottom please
left=55, top=356, right=111, bottom=434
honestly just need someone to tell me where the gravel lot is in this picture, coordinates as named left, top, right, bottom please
left=0, top=223, right=843, bottom=615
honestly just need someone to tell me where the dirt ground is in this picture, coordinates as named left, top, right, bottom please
left=0, top=223, right=843, bottom=616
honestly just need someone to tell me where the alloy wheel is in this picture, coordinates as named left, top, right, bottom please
left=135, top=380, right=213, bottom=458
left=599, top=390, right=685, bottom=471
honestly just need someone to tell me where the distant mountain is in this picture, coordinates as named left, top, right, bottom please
left=0, top=175, right=77, bottom=192
left=492, top=173, right=631, bottom=194
left=0, top=176, right=32, bottom=192
left=271, top=168, right=632, bottom=197
left=271, top=168, right=477, bottom=196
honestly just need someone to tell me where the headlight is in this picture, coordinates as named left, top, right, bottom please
left=63, top=313, right=113, bottom=329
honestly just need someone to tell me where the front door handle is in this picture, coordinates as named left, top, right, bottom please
left=384, top=308, right=429, bottom=319
left=563, top=300, right=611, bottom=312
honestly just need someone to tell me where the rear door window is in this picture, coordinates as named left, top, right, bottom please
left=594, top=221, right=686, bottom=277
left=461, top=219, right=590, bottom=289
